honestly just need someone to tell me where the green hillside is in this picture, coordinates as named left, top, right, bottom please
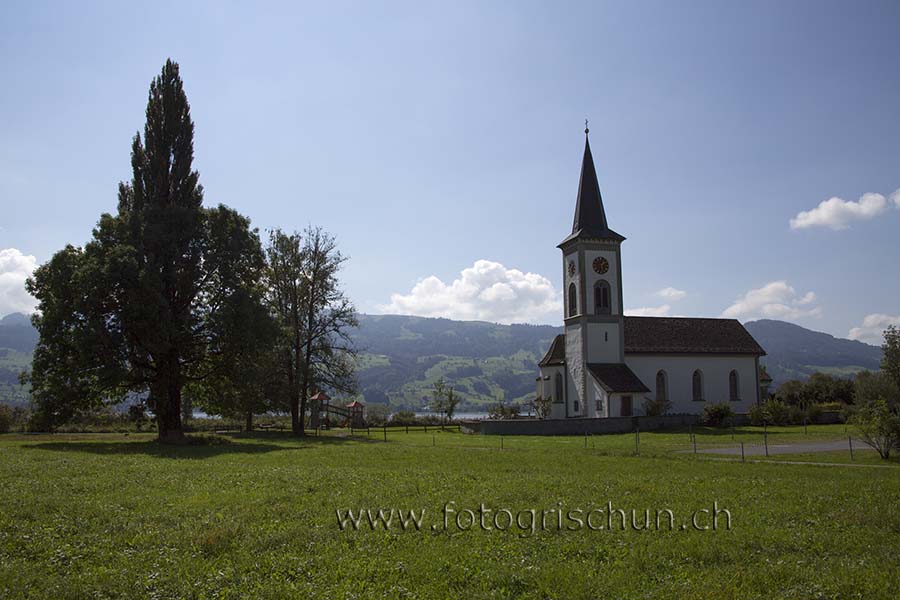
left=351, top=315, right=561, bottom=410
left=0, top=313, right=887, bottom=410
left=745, top=319, right=882, bottom=385
left=0, top=314, right=34, bottom=406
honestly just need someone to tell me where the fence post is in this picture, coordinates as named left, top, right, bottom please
left=741, top=442, right=745, bottom=463
left=584, top=431, right=587, bottom=449
left=635, top=427, right=640, bottom=455
left=432, top=434, right=435, bottom=447
left=689, top=423, right=693, bottom=443
left=804, top=419, right=808, bottom=435
left=367, top=427, right=370, bottom=438
left=500, top=435, right=504, bottom=450
left=383, top=425, right=387, bottom=442
left=849, top=436, right=854, bottom=461
left=764, top=431, right=769, bottom=457
left=406, top=425, right=409, bottom=434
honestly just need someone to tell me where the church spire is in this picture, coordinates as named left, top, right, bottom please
left=572, top=124, right=610, bottom=236
left=557, top=124, right=625, bottom=248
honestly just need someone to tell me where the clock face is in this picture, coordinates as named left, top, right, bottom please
left=593, top=256, right=609, bottom=274
left=568, top=261, right=576, bottom=277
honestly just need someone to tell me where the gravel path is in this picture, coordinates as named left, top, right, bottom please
left=697, top=438, right=866, bottom=456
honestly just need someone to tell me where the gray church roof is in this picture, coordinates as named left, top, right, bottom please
left=587, top=363, right=651, bottom=393
left=539, top=317, right=765, bottom=366
left=623, top=316, right=766, bottom=355
left=538, top=334, right=566, bottom=366
left=559, top=130, right=625, bottom=247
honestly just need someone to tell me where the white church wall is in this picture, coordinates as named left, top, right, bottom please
left=588, top=378, right=608, bottom=418
left=584, top=322, right=621, bottom=363
left=538, top=365, right=569, bottom=420
left=625, top=354, right=759, bottom=415
left=564, top=324, right=584, bottom=412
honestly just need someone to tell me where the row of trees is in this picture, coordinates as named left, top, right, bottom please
left=772, top=373, right=854, bottom=407
left=24, top=60, right=356, bottom=441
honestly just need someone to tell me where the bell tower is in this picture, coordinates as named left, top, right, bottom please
left=558, top=124, right=626, bottom=414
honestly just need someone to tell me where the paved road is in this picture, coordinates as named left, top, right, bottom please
left=697, top=438, right=867, bottom=456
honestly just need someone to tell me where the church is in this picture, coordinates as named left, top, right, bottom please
left=537, top=128, right=766, bottom=419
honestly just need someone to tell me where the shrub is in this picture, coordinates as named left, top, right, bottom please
left=848, top=398, right=900, bottom=459
left=365, top=404, right=389, bottom=427
left=418, top=414, right=444, bottom=426
left=642, top=396, right=671, bottom=417
left=390, top=410, right=417, bottom=425
left=0, top=404, right=12, bottom=433
left=488, top=404, right=520, bottom=420
left=748, top=404, right=765, bottom=426
left=531, top=395, right=553, bottom=420
left=805, top=403, right=823, bottom=423
left=763, top=399, right=789, bottom=425
left=786, top=405, right=804, bottom=425
left=699, top=402, right=734, bottom=427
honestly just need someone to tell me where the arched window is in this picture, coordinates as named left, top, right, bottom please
left=729, top=370, right=740, bottom=402
left=594, top=280, right=611, bottom=315
left=692, top=370, right=704, bottom=402
left=655, top=370, right=668, bottom=403
left=568, top=283, right=577, bottom=317
left=554, top=372, right=563, bottom=404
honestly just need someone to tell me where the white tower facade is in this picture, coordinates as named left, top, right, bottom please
left=556, top=127, right=627, bottom=417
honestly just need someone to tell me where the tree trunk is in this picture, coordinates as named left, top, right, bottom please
left=156, top=356, right=185, bottom=443
left=245, top=410, right=253, bottom=433
left=288, top=355, right=301, bottom=435
left=299, top=335, right=310, bottom=437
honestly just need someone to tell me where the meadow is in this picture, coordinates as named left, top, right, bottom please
left=0, top=424, right=898, bottom=599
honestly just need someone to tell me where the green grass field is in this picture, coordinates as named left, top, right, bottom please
left=1, top=425, right=899, bottom=599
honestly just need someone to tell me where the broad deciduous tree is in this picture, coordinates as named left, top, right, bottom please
left=266, top=227, right=357, bottom=435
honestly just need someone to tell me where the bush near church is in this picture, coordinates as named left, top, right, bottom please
left=699, top=402, right=734, bottom=427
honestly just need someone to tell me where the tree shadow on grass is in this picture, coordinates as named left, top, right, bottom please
left=22, top=432, right=360, bottom=459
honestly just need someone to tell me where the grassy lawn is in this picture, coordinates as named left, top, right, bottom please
left=1, top=425, right=899, bottom=599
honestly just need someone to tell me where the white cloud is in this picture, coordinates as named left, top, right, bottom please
left=0, top=248, right=38, bottom=317
left=848, top=313, right=900, bottom=346
left=655, top=287, right=687, bottom=301
left=379, top=259, right=562, bottom=324
left=626, top=305, right=672, bottom=317
left=721, top=280, right=821, bottom=321
left=789, top=189, right=900, bottom=230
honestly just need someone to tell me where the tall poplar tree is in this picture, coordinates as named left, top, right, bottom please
left=26, top=60, right=266, bottom=441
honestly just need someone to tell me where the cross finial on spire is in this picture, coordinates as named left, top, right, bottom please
left=584, top=118, right=589, bottom=135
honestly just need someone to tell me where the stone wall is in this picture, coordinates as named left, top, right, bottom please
left=461, top=414, right=699, bottom=436
left=459, top=411, right=844, bottom=435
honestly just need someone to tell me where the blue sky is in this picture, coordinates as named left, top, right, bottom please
left=1, top=1, right=899, bottom=343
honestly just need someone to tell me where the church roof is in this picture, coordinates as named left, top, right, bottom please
left=623, top=317, right=766, bottom=355
left=587, top=363, right=650, bottom=393
left=539, top=318, right=765, bottom=365
left=559, top=131, right=625, bottom=247
left=538, top=334, right=566, bottom=366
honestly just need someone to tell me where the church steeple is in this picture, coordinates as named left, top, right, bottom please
left=560, top=124, right=624, bottom=247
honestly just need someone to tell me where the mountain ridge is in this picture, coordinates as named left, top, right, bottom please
left=0, top=312, right=883, bottom=408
